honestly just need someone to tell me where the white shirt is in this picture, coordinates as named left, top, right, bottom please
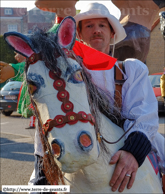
left=88, top=58, right=159, bottom=142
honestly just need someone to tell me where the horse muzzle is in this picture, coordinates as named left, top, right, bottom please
left=51, top=131, right=94, bottom=159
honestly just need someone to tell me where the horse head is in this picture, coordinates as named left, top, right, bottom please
left=4, top=17, right=100, bottom=175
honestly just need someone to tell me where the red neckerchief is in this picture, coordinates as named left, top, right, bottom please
left=73, top=40, right=117, bottom=70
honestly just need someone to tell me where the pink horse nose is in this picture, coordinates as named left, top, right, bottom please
left=78, top=131, right=93, bottom=152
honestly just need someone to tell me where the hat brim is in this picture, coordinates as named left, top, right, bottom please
left=74, top=11, right=127, bottom=45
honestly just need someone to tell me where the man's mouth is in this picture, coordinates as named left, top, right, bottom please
left=91, top=35, right=103, bottom=40
left=91, top=37, right=103, bottom=41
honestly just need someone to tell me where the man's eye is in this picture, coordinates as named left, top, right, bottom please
left=74, top=71, right=83, bottom=82
left=87, top=25, right=92, bottom=28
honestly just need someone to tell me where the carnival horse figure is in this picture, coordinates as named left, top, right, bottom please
left=111, top=0, right=165, bottom=62
left=4, top=17, right=162, bottom=193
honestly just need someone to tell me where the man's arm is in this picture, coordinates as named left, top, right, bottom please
left=109, top=132, right=151, bottom=192
left=109, top=59, right=158, bottom=192
left=0, top=61, right=15, bottom=84
left=0, top=61, right=25, bottom=84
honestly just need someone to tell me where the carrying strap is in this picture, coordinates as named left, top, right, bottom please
left=114, top=61, right=125, bottom=111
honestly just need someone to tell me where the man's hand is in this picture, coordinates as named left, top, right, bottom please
left=109, top=150, right=138, bottom=192
left=0, top=61, right=15, bottom=83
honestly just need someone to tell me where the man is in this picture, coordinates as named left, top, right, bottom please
left=74, top=2, right=160, bottom=192
left=29, top=2, right=164, bottom=193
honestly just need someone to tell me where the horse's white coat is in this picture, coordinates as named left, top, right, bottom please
left=65, top=115, right=162, bottom=193
left=27, top=58, right=163, bottom=193
left=28, top=58, right=99, bottom=173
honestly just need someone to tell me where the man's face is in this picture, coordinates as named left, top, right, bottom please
left=78, top=18, right=114, bottom=54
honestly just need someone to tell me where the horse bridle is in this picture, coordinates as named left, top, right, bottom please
left=42, top=69, right=95, bottom=136
left=26, top=49, right=136, bottom=146
left=26, top=49, right=96, bottom=133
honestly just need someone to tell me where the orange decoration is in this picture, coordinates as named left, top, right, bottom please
left=79, top=134, right=92, bottom=147
left=52, top=143, right=61, bottom=158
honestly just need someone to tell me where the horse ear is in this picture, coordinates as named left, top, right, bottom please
left=56, top=16, right=76, bottom=50
left=4, top=32, right=38, bottom=57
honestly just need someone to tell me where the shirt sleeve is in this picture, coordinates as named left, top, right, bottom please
left=120, top=131, right=151, bottom=166
left=121, top=58, right=159, bottom=143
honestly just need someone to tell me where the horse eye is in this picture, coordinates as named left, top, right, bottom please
left=68, top=70, right=83, bottom=83
left=27, top=82, right=38, bottom=95
left=74, top=71, right=83, bottom=81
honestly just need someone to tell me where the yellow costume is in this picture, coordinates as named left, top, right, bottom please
left=160, top=72, right=165, bottom=97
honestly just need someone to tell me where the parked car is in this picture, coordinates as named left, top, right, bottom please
left=0, top=81, right=22, bottom=116
left=149, top=72, right=165, bottom=113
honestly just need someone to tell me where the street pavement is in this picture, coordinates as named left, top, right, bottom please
left=1, top=112, right=35, bottom=194
left=0, top=112, right=165, bottom=194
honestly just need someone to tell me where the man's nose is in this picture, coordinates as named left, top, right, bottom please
left=93, top=26, right=101, bottom=34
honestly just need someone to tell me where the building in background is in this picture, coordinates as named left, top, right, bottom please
left=146, top=8, right=165, bottom=74
left=1, top=6, right=164, bottom=74
left=0, top=7, right=28, bottom=35
left=27, top=7, right=55, bottom=34
left=0, top=7, right=55, bottom=35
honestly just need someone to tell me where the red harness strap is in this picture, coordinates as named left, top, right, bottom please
left=42, top=70, right=95, bottom=136
left=26, top=49, right=96, bottom=137
left=42, top=111, right=95, bottom=136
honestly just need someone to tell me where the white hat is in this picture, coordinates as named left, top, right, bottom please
left=75, top=1, right=121, bottom=20
left=74, top=2, right=127, bottom=45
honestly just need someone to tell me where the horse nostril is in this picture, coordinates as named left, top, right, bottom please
left=78, top=132, right=93, bottom=152
left=51, top=139, right=64, bottom=159
left=52, top=143, right=61, bottom=158
left=80, top=134, right=91, bottom=147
